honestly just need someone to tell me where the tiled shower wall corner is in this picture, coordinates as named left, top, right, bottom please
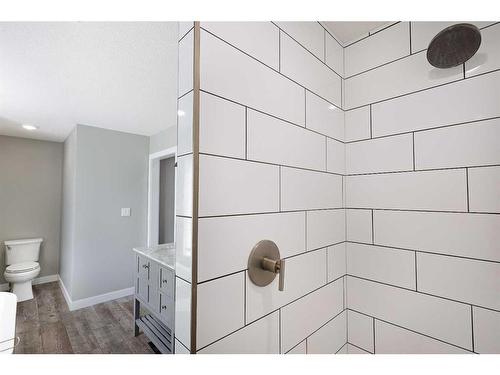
left=344, top=21, right=500, bottom=354
left=174, top=21, right=500, bottom=354
left=193, top=21, right=346, bottom=354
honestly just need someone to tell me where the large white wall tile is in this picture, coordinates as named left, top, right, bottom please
left=177, top=91, right=193, bottom=155
left=466, top=24, right=500, bottom=77
left=306, top=209, right=345, bottom=250
left=281, top=167, right=343, bottom=211
left=197, top=272, right=245, bottom=349
left=328, top=243, right=346, bottom=281
left=348, top=310, right=374, bottom=353
left=178, top=29, right=193, bottom=97
left=374, top=210, right=500, bottom=262
left=345, top=22, right=410, bottom=77
left=473, top=307, right=500, bottom=354
left=201, top=22, right=279, bottom=70
left=174, top=339, right=190, bottom=354
left=247, top=109, right=326, bottom=171
left=275, top=21, right=325, bottom=61
left=371, top=70, right=500, bottom=137
left=345, top=106, right=371, bottom=142
left=345, top=51, right=462, bottom=109
left=281, top=278, right=344, bottom=352
left=198, top=212, right=305, bottom=282
left=327, top=138, right=345, bottom=174
left=200, top=30, right=305, bottom=126
left=375, top=320, right=470, bottom=354
left=305, top=91, right=344, bottom=140
left=345, top=169, right=468, bottom=211
left=175, top=216, right=192, bottom=282
left=468, top=166, right=500, bottom=213
left=179, top=22, right=194, bottom=40
left=346, top=209, right=372, bottom=243
left=346, top=134, right=414, bottom=174
left=246, top=249, right=327, bottom=323
left=286, top=340, right=306, bottom=354
left=325, top=32, right=344, bottom=76
left=280, top=33, right=342, bottom=107
left=198, top=311, right=279, bottom=353
left=414, top=118, right=500, bottom=170
left=307, top=311, right=347, bottom=354
left=347, top=243, right=416, bottom=289
left=199, top=92, right=246, bottom=158
left=347, top=344, right=370, bottom=354
left=347, top=277, right=472, bottom=350
left=199, top=155, right=279, bottom=216
left=176, top=154, right=193, bottom=217
left=175, top=277, right=191, bottom=349
left=417, top=253, right=500, bottom=310
left=410, top=21, right=495, bottom=54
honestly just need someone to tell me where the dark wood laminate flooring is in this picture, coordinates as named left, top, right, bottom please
left=14, top=282, right=154, bottom=354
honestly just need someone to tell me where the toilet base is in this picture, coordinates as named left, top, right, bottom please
left=11, top=280, right=34, bottom=302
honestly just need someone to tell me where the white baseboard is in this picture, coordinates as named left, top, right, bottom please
left=0, top=273, right=59, bottom=292
left=58, top=276, right=134, bottom=311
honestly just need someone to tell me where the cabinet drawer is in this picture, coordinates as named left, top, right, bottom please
left=159, top=266, right=174, bottom=298
left=137, top=255, right=150, bottom=280
left=159, top=292, right=174, bottom=327
left=137, top=277, right=149, bottom=303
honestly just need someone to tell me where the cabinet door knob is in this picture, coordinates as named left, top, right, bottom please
left=162, top=279, right=168, bottom=284
left=142, top=264, right=149, bottom=269
left=161, top=305, right=167, bottom=310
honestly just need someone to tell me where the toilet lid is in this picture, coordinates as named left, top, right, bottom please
left=5, top=261, right=40, bottom=273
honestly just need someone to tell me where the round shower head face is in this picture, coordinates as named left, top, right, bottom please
left=427, top=23, right=482, bottom=69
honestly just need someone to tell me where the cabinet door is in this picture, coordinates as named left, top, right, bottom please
left=138, top=255, right=150, bottom=281
left=149, top=288, right=161, bottom=314
left=137, top=277, right=149, bottom=303
left=159, top=266, right=174, bottom=298
left=159, top=292, right=174, bottom=327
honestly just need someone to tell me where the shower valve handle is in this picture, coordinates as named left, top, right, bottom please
left=248, top=240, right=285, bottom=292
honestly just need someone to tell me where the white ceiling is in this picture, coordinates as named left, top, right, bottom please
left=0, top=22, right=179, bottom=142
left=323, top=21, right=393, bottom=45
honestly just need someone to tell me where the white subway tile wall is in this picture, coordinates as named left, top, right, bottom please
left=195, top=22, right=347, bottom=353
left=174, top=27, right=195, bottom=351
left=343, top=21, right=499, bottom=354
left=187, top=21, right=500, bottom=354
left=347, top=310, right=374, bottom=353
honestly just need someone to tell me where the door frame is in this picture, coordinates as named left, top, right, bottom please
left=147, top=146, right=177, bottom=247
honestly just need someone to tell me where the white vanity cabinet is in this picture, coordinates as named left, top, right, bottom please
left=133, top=244, right=175, bottom=354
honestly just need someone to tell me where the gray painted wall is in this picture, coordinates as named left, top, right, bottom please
left=159, top=157, right=175, bottom=244
left=60, top=125, right=149, bottom=301
left=0, top=135, right=63, bottom=284
left=59, top=128, right=77, bottom=294
left=149, top=126, right=177, bottom=154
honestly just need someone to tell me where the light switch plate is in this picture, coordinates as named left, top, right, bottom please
left=121, top=208, right=131, bottom=217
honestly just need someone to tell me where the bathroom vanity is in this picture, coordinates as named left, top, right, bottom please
left=133, top=243, right=175, bottom=353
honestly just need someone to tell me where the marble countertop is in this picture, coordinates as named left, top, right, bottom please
left=133, top=243, right=175, bottom=270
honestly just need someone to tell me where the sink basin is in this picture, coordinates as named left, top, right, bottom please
left=0, top=292, right=17, bottom=354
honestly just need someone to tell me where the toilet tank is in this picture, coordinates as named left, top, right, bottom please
left=4, top=238, right=43, bottom=265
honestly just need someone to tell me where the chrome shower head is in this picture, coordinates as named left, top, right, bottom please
left=427, top=23, right=482, bottom=69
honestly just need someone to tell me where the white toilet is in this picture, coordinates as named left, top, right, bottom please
left=3, top=238, right=43, bottom=302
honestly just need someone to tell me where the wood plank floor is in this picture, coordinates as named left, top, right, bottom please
left=14, top=282, right=155, bottom=354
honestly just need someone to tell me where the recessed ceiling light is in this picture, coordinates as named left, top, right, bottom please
left=22, top=124, right=39, bottom=131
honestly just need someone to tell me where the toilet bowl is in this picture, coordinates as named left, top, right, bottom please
left=4, top=262, right=41, bottom=302
left=3, top=238, right=43, bottom=302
